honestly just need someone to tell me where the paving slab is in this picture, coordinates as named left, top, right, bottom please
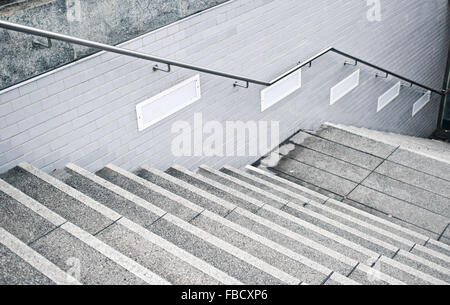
left=375, top=161, right=450, bottom=199
left=263, top=156, right=357, bottom=196
left=347, top=185, right=449, bottom=235
left=363, top=172, right=450, bottom=218
left=313, top=124, right=398, bottom=159
left=290, top=131, right=384, bottom=170
left=281, top=145, right=371, bottom=183
left=388, top=148, right=450, bottom=182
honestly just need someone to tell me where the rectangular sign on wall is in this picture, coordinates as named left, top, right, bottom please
left=136, top=75, right=201, bottom=131
left=261, top=69, right=302, bottom=112
left=330, top=69, right=360, bottom=105
left=412, top=91, right=432, bottom=117
left=377, top=82, right=401, bottom=112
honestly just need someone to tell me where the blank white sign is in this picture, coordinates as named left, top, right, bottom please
left=261, top=69, right=301, bottom=112
left=412, top=91, right=431, bottom=117
left=377, top=82, right=401, bottom=112
left=136, top=75, right=201, bottom=131
left=330, top=69, right=360, bottom=105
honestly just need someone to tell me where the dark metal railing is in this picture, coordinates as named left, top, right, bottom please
left=0, top=20, right=446, bottom=96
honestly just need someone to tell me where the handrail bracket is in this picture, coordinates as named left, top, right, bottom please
left=233, top=80, right=249, bottom=89
left=153, top=64, right=171, bottom=73
left=376, top=71, right=389, bottom=79
left=32, top=37, right=52, bottom=49
left=344, top=59, right=358, bottom=66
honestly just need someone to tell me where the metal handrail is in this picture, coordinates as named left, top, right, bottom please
left=0, top=20, right=445, bottom=96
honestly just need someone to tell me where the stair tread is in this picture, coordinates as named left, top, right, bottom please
left=246, top=165, right=450, bottom=255
left=94, top=165, right=301, bottom=285
left=168, top=165, right=364, bottom=274
left=0, top=180, right=167, bottom=285
left=0, top=228, right=80, bottom=285
left=194, top=165, right=450, bottom=284
left=60, top=163, right=242, bottom=285
left=138, top=166, right=348, bottom=285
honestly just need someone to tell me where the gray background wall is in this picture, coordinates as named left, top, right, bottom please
left=0, top=0, right=448, bottom=173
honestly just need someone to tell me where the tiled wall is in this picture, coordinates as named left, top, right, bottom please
left=0, top=0, right=448, bottom=173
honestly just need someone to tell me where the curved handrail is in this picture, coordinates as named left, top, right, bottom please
left=0, top=20, right=445, bottom=96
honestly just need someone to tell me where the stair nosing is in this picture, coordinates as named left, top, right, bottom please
left=163, top=213, right=300, bottom=285
left=379, top=256, right=447, bottom=285
left=18, top=163, right=122, bottom=221
left=92, top=165, right=302, bottom=284
left=0, top=178, right=65, bottom=227
left=245, top=164, right=430, bottom=243
left=170, top=165, right=364, bottom=266
left=200, top=165, right=389, bottom=258
left=227, top=165, right=416, bottom=248
left=65, top=163, right=243, bottom=285
left=105, top=164, right=204, bottom=215
left=0, top=227, right=81, bottom=285
left=0, top=180, right=169, bottom=285
left=193, top=165, right=450, bottom=283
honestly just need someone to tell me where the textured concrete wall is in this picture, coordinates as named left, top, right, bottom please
left=0, top=0, right=448, bottom=173
left=0, top=0, right=228, bottom=89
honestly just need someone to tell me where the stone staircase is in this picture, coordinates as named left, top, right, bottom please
left=1, top=124, right=450, bottom=285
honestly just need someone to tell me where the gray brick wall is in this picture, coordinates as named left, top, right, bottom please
left=0, top=0, right=448, bottom=173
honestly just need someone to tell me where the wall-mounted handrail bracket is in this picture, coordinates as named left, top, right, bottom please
left=233, top=80, right=249, bottom=89
left=376, top=71, right=389, bottom=79
left=344, top=59, right=358, bottom=66
left=307, top=61, right=312, bottom=68
left=153, top=64, right=171, bottom=73
left=32, top=37, right=52, bottom=49
left=401, top=81, right=413, bottom=88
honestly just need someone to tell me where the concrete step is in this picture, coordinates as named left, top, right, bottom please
left=0, top=178, right=168, bottom=285
left=323, top=122, right=450, bottom=166
left=53, top=164, right=242, bottom=285
left=221, top=165, right=450, bottom=281
left=296, top=124, right=450, bottom=247
left=245, top=165, right=450, bottom=261
left=201, top=165, right=400, bottom=258
left=166, top=165, right=409, bottom=285
left=96, top=164, right=302, bottom=285
left=224, top=165, right=416, bottom=250
left=0, top=227, right=81, bottom=285
left=193, top=165, right=448, bottom=284
left=136, top=165, right=357, bottom=285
